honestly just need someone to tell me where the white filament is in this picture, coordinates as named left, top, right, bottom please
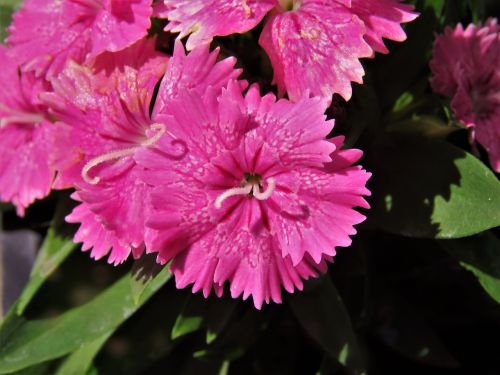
left=0, top=113, right=45, bottom=128
left=214, top=185, right=253, bottom=209
left=82, top=123, right=166, bottom=185
left=214, top=178, right=276, bottom=208
left=253, top=178, right=276, bottom=201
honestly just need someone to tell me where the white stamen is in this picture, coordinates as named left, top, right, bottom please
left=214, top=177, right=276, bottom=208
left=214, top=185, right=253, bottom=209
left=0, top=113, right=45, bottom=128
left=82, top=123, right=166, bottom=185
left=82, top=147, right=137, bottom=185
left=142, top=123, right=166, bottom=146
left=0, top=101, right=49, bottom=130
left=252, top=178, right=276, bottom=201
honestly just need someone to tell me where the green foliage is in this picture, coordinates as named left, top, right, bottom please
left=0, top=269, right=171, bottom=373
left=54, top=334, right=110, bottom=375
left=369, top=119, right=500, bottom=238
left=0, top=0, right=21, bottom=42
left=288, top=277, right=365, bottom=374
left=441, top=232, right=500, bottom=303
left=16, top=228, right=77, bottom=315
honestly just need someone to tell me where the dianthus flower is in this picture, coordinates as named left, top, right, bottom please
left=431, top=19, right=500, bottom=172
left=7, top=0, right=153, bottom=78
left=135, top=82, right=371, bottom=308
left=0, top=46, right=56, bottom=216
left=160, top=0, right=417, bottom=101
left=43, top=40, right=243, bottom=264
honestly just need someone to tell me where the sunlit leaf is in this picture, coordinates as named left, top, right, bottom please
left=0, top=268, right=171, bottom=373
left=16, top=194, right=78, bottom=315
left=16, top=229, right=77, bottom=315
left=369, top=120, right=500, bottom=238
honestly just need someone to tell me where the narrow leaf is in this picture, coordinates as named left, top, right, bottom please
left=16, top=229, right=77, bottom=315
left=288, top=277, right=365, bottom=375
left=0, top=268, right=171, bottom=373
left=441, top=232, right=500, bottom=303
left=54, top=334, right=110, bottom=375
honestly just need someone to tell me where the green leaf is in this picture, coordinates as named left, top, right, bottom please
left=16, top=228, right=77, bottom=315
left=0, top=0, right=21, bottom=42
left=170, top=294, right=237, bottom=342
left=288, top=277, right=365, bottom=375
left=0, top=267, right=171, bottom=373
left=192, top=308, right=265, bottom=362
left=6, top=362, right=53, bottom=375
left=441, top=232, right=500, bottom=303
left=16, top=193, right=78, bottom=315
left=130, top=255, right=165, bottom=306
left=418, top=0, right=445, bottom=19
left=368, top=121, right=500, bottom=238
left=205, top=298, right=237, bottom=344
left=171, top=295, right=204, bottom=340
left=54, top=334, right=110, bottom=375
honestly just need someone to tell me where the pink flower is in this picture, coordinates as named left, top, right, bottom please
left=159, top=0, right=417, bottom=101
left=7, top=0, right=153, bottom=78
left=136, top=82, right=371, bottom=308
left=0, top=46, right=56, bottom=216
left=431, top=19, right=500, bottom=172
left=164, top=0, right=275, bottom=50
left=44, top=41, right=243, bottom=264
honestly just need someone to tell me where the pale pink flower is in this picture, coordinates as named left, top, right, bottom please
left=0, top=46, right=56, bottom=216
left=159, top=0, right=417, bottom=101
left=44, top=41, right=242, bottom=264
left=7, top=0, right=153, bottom=78
left=136, top=82, right=371, bottom=308
left=431, top=19, right=500, bottom=172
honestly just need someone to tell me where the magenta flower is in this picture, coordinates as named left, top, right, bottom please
left=7, top=0, right=153, bottom=78
left=431, top=19, right=500, bottom=172
left=136, top=82, right=371, bottom=308
left=160, top=0, right=417, bottom=101
left=44, top=41, right=243, bottom=264
left=0, top=46, right=56, bottom=216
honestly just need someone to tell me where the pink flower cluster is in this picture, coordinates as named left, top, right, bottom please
left=0, top=0, right=418, bottom=307
left=160, top=0, right=418, bottom=101
left=431, top=19, right=500, bottom=172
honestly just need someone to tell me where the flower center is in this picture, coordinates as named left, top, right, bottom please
left=82, top=123, right=166, bottom=185
left=278, top=0, right=301, bottom=11
left=214, top=173, right=276, bottom=209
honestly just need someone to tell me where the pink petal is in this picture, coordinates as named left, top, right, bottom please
left=7, top=0, right=153, bottom=78
left=162, top=0, right=275, bottom=50
left=66, top=194, right=139, bottom=265
left=350, top=0, right=418, bottom=54
left=259, top=0, right=372, bottom=102
left=0, top=124, right=55, bottom=216
left=431, top=19, right=500, bottom=172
